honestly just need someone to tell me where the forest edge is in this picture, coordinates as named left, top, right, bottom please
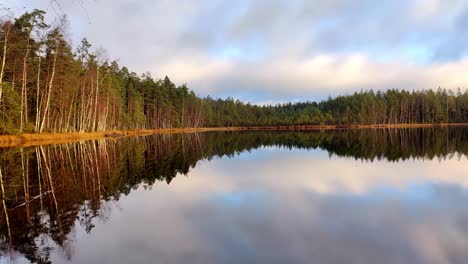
left=1, top=123, right=467, bottom=148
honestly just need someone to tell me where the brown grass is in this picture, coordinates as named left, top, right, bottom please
left=0, top=123, right=467, bottom=148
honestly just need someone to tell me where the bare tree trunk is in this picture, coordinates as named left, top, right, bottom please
left=21, top=30, right=33, bottom=132
left=35, top=57, right=41, bottom=132
left=79, top=75, right=86, bottom=132
left=93, top=66, right=99, bottom=131
left=0, top=23, right=11, bottom=105
left=102, top=90, right=109, bottom=131
left=66, top=90, right=76, bottom=132
left=39, top=38, right=59, bottom=133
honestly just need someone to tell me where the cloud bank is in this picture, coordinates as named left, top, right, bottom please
left=15, top=0, right=468, bottom=102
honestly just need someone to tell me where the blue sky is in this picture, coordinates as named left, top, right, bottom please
left=9, top=0, right=468, bottom=103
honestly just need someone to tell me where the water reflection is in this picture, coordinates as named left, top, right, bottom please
left=1, top=127, right=468, bottom=263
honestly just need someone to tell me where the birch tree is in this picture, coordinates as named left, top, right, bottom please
left=15, top=9, right=47, bottom=131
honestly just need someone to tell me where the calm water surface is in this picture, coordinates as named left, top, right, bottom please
left=1, top=128, right=468, bottom=264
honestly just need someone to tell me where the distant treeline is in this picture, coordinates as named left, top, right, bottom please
left=206, top=89, right=468, bottom=127
left=1, top=10, right=468, bottom=134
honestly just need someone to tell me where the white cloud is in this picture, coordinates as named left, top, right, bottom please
left=157, top=53, right=468, bottom=99
left=12, top=0, right=468, bottom=102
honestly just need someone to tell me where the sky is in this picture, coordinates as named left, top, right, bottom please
left=7, top=0, right=468, bottom=103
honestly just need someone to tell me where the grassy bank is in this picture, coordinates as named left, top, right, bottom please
left=1, top=123, right=467, bottom=148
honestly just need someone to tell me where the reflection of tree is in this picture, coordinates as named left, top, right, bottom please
left=0, top=127, right=468, bottom=262
left=205, top=127, right=468, bottom=162
left=0, top=134, right=209, bottom=263
left=0, top=167, right=11, bottom=245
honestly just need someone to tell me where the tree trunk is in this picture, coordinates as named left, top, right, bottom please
left=39, top=38, right=59, bottom=133
left=21, top=29, right=32, bottom=132
left=35, top=57, right=41, bottom=132
left=0, top=23, right=11, bottom=105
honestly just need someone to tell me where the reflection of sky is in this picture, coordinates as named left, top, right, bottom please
left=215, top=192, right=264, bottom=206
left=9, top=147, right=468, bottom=264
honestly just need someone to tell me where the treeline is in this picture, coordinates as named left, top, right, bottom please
left=2, top=10, right=468, bottom=134
left=205, top=89, right=468, bottom=127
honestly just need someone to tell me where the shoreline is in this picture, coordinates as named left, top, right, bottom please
left=0, top=123, right=467, bottom=148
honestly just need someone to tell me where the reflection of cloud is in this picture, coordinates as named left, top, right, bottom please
left=182, top=149, right=468, bottom=195
left=42, top=147, right=468, bottom=263
left=55, top=154, right=468, bottom=263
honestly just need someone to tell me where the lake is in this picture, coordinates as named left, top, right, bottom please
left=1, top=127, right=468, bottom=264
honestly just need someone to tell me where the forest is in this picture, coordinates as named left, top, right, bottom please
left=1, top=10, right=468, bottom=134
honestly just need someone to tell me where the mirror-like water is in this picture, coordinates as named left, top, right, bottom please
left=1, top=128, right=468, bottom=264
